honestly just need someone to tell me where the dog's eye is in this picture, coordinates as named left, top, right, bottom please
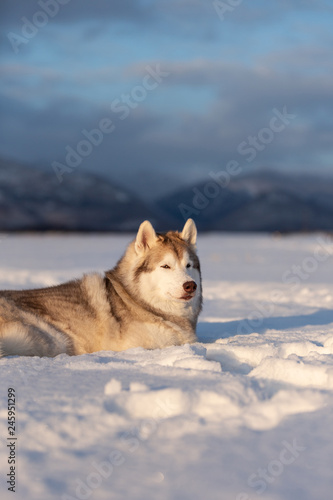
left=161, top=264, right=170, bottom=269
left=186, top=263, right=191, bottom=268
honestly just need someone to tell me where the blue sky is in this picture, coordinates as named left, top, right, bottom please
left=1, top=0, right=333, bottom=197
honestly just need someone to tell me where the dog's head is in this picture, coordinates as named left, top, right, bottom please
left=127, top=219, right=202, bottom=318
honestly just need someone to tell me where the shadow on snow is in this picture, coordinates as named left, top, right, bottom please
left=197, top=308, right=333, bottom=343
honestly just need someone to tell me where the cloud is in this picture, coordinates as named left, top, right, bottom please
left=1, top=1, right=332, bottom=199
left=212, top=0, right=333, bottom=25
left=1, top=0, right=154, bottom=27
left=1, top=55, right=332, bottom=198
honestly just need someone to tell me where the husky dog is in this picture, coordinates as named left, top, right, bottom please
left=0, top=219, right=202, bottom=357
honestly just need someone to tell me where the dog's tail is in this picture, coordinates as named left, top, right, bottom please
left=0, top=322, right=70, bottom=358
left=0, top=326, right=42, bottom=357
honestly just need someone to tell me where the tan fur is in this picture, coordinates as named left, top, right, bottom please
left=0, top=219, right=202, bottom=358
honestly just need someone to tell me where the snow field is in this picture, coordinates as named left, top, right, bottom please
left=0, top=232, right=333, bottom=500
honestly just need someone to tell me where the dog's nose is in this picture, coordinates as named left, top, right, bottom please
left=183, top=281, right=197, bottom=293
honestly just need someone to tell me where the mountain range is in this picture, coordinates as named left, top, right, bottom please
left=0, top=159, right=156, bottom=231
left=159, top=170, right=333, bottom=232
left=1, top=159, right=333, bottom=232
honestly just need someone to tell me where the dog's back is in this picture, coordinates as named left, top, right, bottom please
left=0, top=274, right=118, bottom=357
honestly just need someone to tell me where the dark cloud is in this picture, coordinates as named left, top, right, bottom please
left=1, top=56, right=332, bottom=198
left=1, top=0, right=154, bottom=28
left=2, top=0, right=330, bottom=47
left=0, top=0, right=219, bottom=49
left=212, top=0, right=333, bottom=25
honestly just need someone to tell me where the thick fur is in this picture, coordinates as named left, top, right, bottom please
left=0, top=219, right=202, bottom=357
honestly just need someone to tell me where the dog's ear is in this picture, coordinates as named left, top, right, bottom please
left=181, top=219, right=197, bottom=246
left=135, top=221, right=157, bottom=254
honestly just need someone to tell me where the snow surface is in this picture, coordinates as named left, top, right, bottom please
left=1, top=232, right=333, bottom=500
